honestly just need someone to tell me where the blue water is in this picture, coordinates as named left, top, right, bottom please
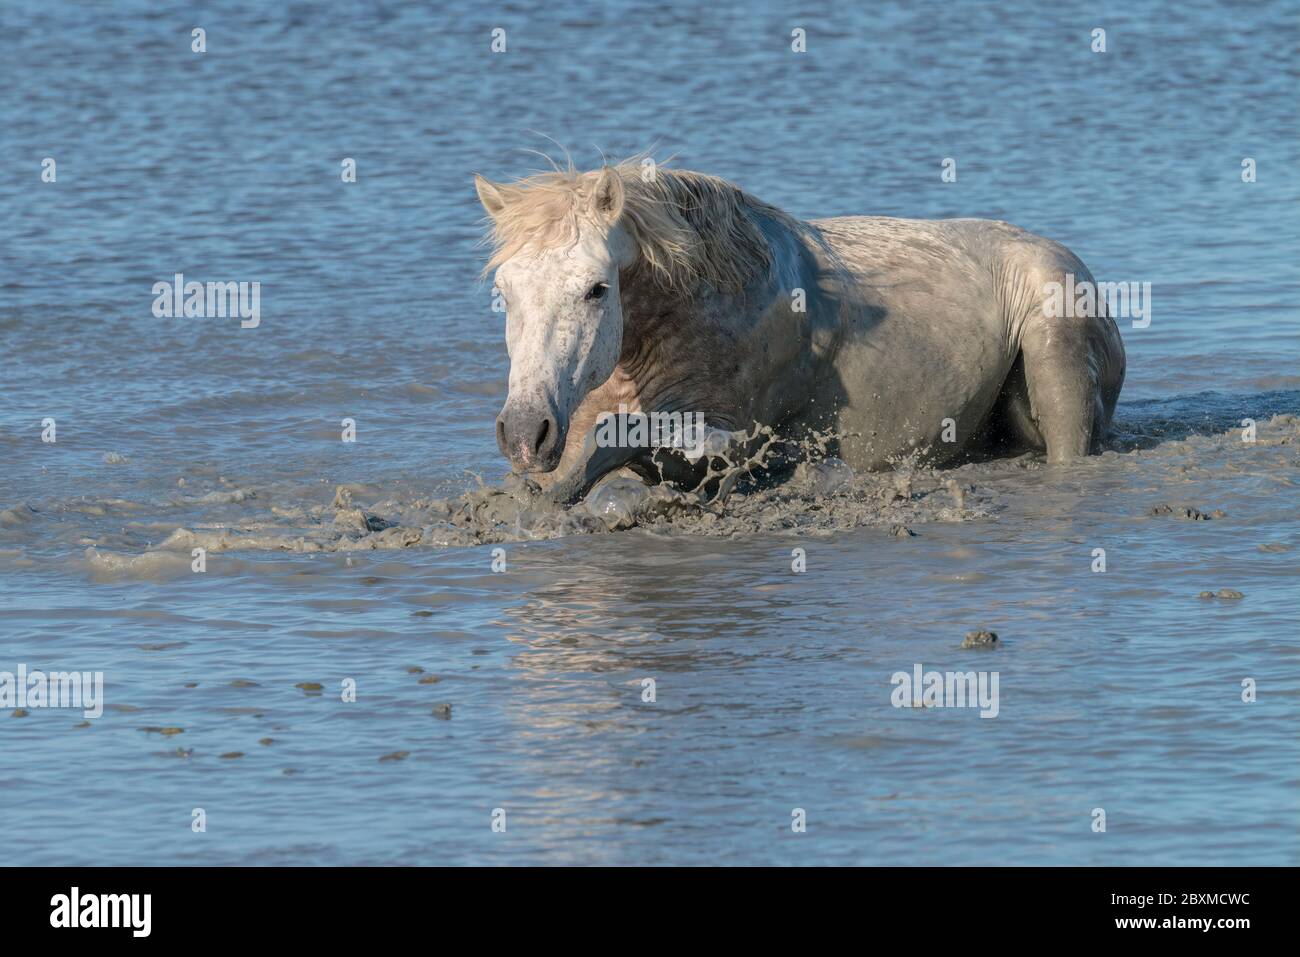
left=1, top=0, right=1297, bottom=865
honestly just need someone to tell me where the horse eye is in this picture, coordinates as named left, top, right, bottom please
left=585, top=282, right=609, bottom=302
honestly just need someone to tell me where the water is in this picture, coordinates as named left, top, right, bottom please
left=2, top=0, right=1298, bottom=865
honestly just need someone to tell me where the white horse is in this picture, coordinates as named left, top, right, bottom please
left=476, top=159, right=1125, bottom=503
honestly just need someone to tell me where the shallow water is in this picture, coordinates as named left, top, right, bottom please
left=2, top=0, right=1298, bottom=865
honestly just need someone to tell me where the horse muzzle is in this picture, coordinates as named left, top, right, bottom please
left=496, top=400, right=565, bottom=473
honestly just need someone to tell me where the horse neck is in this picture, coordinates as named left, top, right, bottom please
left=613, top=208, right=820, bottom=426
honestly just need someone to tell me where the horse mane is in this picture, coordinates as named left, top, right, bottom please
left=479, top=157, right=801, bottom=294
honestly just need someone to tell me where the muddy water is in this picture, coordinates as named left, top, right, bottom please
left=2, top=1, right=1298, bottom=864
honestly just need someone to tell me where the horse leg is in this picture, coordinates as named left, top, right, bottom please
left=1015, top=263, right=1122, bottom=462
left=540, top=421, right=648, bottom=505
left=1018, top=329, right=1103, bottom=461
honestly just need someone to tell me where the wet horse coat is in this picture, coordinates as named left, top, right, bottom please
left=476, top=161, right=1125, bottom=502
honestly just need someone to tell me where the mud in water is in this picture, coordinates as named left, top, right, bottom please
left=0, top=405, right=1295, bottom=580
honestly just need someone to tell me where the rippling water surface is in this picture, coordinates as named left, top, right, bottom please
left=2, top=0, right=1297, bottom=865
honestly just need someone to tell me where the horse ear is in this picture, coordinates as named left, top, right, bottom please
left=590, top=167, right=624, bottom=221
left=475, top=174, right=508, bottom=218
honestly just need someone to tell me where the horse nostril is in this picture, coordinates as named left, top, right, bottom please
left=499, top=407, right=559, bottom=468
